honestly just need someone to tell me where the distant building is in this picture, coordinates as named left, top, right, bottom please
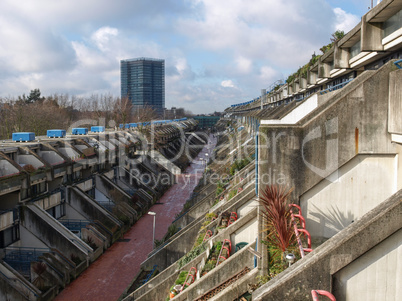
left=193, top=115, right=220, bottom=129
left=121, top=57, right=165, bottom=116
left=164, top=107, right=185, bottom=120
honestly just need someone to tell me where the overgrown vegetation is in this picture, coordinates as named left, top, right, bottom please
left=229, top=157, right=251, bottom=175
left=177, top=243, right=207, bottom=269
left=285, top=30, right=345, bottom=84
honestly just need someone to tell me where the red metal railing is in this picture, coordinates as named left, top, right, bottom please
left=311, top=290, right=336, bottom=301
left=180, top=267, right=197, bottom=292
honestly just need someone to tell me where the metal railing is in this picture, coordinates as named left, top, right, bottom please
left=319, top=79, right=353, bottom=95
left=394, top=59, right=402, bottom=69
left=59, top=219, right=91, bottom=231
left=3, top=247, right=50, bottom=278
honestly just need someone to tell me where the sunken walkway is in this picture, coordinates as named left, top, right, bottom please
left=55, top=134, right=216, bottom=301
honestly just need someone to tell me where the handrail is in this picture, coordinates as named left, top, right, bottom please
left=311, top=290, right=336, bottom=301
left=141, top=264, right=158, bottom=285
left=394, top=59, right=402, bottom=69
left=203, top=230, right=213, bottom=242
left=215, top=239, right=232, bottom=267
left=297, top=229, right=312, bottom=249
left=290, top=204, right=313, bottom=258
left=180, top=267, right=197, bottom=292
left=293, top=214, right=306, bottom=229
left=319, top=79, right=353, bottom=95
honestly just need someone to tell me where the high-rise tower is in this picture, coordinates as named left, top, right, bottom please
left=120, top=57, right=165, bottom=116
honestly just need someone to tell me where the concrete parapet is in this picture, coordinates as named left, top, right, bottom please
left=252, top=189, right=402, bottom=300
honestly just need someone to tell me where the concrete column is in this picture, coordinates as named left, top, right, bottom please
left=334, top=43, right=351, bottom=69
left=318, top=60, right=332, bottom=78
left=261, top=89, right=266, bottom=110
left=307, top=69, right=318, bottom=85
left=361, top=14, right=383, bottom=51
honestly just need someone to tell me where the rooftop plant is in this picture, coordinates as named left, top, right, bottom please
left=259, top=185, right=296, bottom=255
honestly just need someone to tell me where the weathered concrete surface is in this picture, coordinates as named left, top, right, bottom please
left=259, top=61, right=399, bottom=216
left=301, top=154, right=398, bottom=240
left=252, top=189, right=402, bottom=300
left=388, top=69, right=402, bottom=134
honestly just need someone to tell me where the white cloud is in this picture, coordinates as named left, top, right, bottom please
left=221, top=80, right=235, bottom=88
left=333, top=7, right=360, bottom=32
left=235, top=56, right=252, bottom=74
left=91, top=27, right=119, bottom=52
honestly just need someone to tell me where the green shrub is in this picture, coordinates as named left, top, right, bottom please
left=177, top=244, right=207, bottom=269
left=175, top=271, right=189, bottom=285
left=228, top=189, right=237, bottom=200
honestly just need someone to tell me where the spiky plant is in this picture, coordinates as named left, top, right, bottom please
left=259, top=185, right=296, bottom=255
left=32, top=262, right=47, bottom=291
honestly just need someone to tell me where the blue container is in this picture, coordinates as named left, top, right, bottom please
left=125, top=124, right=130, bottom=129
left=91, top=126, right=105, bottom=133
left=129, top=123, right=138, bottom=128
left=72, top=128, right=88, bottom=135
left=119, top=124, right=124, bottom=129
left=47, top=129, right=66, bottom=138
left=12, top=132, right=35, bottom=142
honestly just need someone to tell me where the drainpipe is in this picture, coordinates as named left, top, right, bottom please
left=255, top=121, right=260, bottom=196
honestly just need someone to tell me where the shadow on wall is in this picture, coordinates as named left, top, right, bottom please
left=309, top=204, right=354, bottom=241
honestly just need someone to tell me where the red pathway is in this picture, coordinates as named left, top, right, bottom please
left=55, top=134, right=216, bottom=301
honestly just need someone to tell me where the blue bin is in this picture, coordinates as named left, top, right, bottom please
left=119, top=124, right=124, bottom=129
left=129, top=123, right=138, bottom=128
left=12, top=132, right=35, bottom=142
left=125, top=124, right=130, bottom=129
left=47, top=129, right=66, bottom=138
left=91, top=126, right=105, bottom=133
left=72, top=128, right=88, bottom=135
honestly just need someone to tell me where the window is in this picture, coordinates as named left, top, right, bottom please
left=350, top=41, right=361, bottom=58
left=383, top=9, right=402, bottom=38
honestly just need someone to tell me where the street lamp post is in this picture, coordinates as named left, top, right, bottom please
left=148, top=211, right=156, bottom=249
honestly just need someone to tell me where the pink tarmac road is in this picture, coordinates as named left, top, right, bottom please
left=55, top=134, right=216, bottom=301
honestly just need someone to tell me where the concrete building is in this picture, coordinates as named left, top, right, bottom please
left=164, top=107, right=185, bottom=120
left=123, top=1, right=402, bottom=300
left=0, top=119, right=208, bottom=300
left=121, top=57, right=165, bottom=116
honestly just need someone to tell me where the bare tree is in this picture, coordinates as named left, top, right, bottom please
left=134, top=105, right=159, bottom=122
left=113, top=96, right=132, bottom=125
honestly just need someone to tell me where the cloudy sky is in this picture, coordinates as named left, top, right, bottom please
left=0, top=0, right=367, bottom=113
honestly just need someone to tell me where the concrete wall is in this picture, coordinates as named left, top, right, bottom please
left=252, top=189, right=402, bottom=301
left=68, top=187, right=121, bottom=243
left=20, top=205, right=89, bottom=262
left=258, top=61, right=398, bottom=202
left=388, top=69, right=402, bottom=134
left=333, top=229, right=401, bottom=300
left=230, top=218, right=258, bottom=251
left=0, top=262, right=41, bottom=301
left=261, top=94, right=318, bottom=125
left=301, top=154, right=398, bottom=240
left=141, top=218, right=202, bottom=271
